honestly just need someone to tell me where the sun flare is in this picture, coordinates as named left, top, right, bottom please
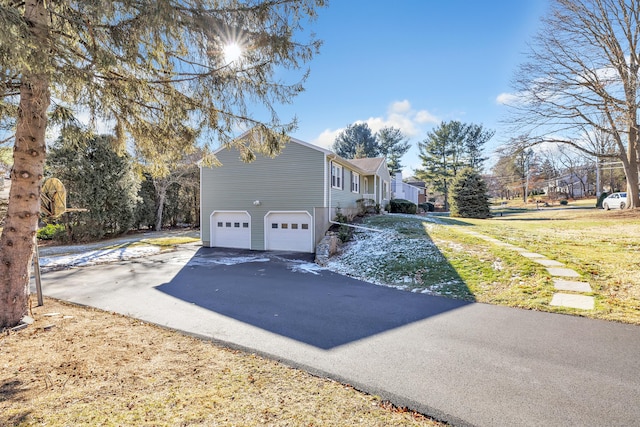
left=223, top=43, right=243, bottom=64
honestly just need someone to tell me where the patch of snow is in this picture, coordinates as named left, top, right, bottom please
left=206, top=256, right=270, bottom=266
left=287, top=260, right=325, bottom=275
left=40, top=246, right=161, bottom=271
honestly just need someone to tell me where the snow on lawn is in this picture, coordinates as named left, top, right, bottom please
left=39, top=246, right=162, bottom=271
left=325, top=214, right=464, bottom=295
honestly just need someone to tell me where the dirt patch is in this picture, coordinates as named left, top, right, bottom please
left=1, top=298, right=442, bottom=426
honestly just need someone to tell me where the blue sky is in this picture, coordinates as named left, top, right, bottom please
left=276, top=0, right=550, bottom=174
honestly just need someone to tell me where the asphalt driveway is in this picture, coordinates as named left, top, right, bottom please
left=37, top=244, right=640, bottom=427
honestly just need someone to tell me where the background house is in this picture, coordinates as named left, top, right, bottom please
left=200, top=133, right=391, bottom=253
left=391, top=172, right=424, bottom=205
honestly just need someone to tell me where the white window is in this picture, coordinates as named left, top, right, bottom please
left=383, top=181, right=389, bottom=199
left=331, top=162, right=343, bottom=189
left=351, top=172, right=360, bottom=193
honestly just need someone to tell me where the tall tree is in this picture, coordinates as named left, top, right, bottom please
left=142, top=150, right=201, bottom=231
left=508, top=0, right=640, bottom=209
left=47, top=131, right=140, bottom=240
left=415, top=120, right=492, bottom=210
left=463, top=123, right=494, bottom=170
left=496, top=136, right=539, bottom=203
left=376, top=126, right=410, bottom=175
left=332, top=123, right=378, bottom=159
left=0, top=0, right=325, bottom=327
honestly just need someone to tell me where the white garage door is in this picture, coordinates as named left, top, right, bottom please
left=265, top=211, right=313, bottom=253
left=210, top=211, right=251, bottom=249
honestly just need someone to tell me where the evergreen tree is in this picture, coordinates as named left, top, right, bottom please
left=47, top=130, right=140, bottom=240
left=0, top=0, right=325, bottom=327
left=134, top=173, right=157, bottom=230
left=333, top=123, right=378, bottom=158
left=449, top=167, right=492, bottom=219
left=376, top=126, right=410, bottom=175
left=416, top=121, right=492, bottom=210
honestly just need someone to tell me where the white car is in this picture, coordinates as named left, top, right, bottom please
left=602, top=192, right=627, bottom=210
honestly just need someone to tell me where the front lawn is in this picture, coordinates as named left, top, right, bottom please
left=328, top=209, right=640, bottom=324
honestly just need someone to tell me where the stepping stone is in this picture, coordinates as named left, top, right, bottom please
left=520, top=252, right=546, bottom=259
left=547, top=267, right=581, bottom=278
left=533, top=259, right=564, bottom=267
left=550, top=293, right=595, bottom=310
left=510, top=247, right=528, bottom=253
left=553, top=279, right=592, bottom=293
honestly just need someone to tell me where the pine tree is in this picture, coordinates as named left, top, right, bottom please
left=0, top=0, right=325, bottom=327
left=416, top=121, right=493, bottom=210
left=376, top=126, right=410, bottom=175
left=332, top=123, right=378, bottom=159
left=449, top=167, right=492, bottom=219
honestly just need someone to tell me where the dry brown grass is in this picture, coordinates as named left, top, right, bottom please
left=1, top=298, right=443, bottom=427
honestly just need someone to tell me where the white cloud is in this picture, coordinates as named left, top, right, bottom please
left=496, top=92, right=520, bottom=106
left=415, top=110, right=439, bottom=124
left=311, top=100, right=439, bottom=149
left=313, top=128, right=343, bottom=149
left=389, top=100, right=412, bottom=114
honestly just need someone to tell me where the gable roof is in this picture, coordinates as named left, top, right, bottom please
left=206, top=128, right=388, bottom=177
left=346, top=157, right=386, bottom=174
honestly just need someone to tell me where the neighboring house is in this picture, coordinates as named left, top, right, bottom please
left=200, top=132, right=391, bottom=253
left=405, top=176, right=428, bottom=204
left=545, top=173, right=593, bottom=198
left=391, top=172, right=424, bottom=205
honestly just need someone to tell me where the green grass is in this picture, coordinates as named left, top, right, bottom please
left=351, top=209, right=640, bottom=324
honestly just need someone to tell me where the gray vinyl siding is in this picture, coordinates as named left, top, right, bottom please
left=327, top=160, right=364, bottom=219
left=377, top=165, right=392, bottom=203
left=201, top=142, right=325, bottom=250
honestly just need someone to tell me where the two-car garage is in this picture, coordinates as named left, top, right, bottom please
left=210, top=211, right=314, bottom=253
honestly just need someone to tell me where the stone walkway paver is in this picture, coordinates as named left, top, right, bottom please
left=553, top=279, right=593, bottom=293
left=532, top=259, right=564, bottom=267
left=456, top=227, right=595, bottom=310
left=550, top=293, right=595, bottom=310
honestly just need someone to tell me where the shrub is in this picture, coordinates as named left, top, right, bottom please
left=596, top=192, right=609, bottom=208
left=559, top=199, right=568, bottom=206
left=419, top=202, right=435, bottom=212
left=334, top=207, right=353, bottom=242
left=37, top=223, right=66, bottom=240
left=449, top=167, right=492, bottom=219
left=390, top=199, right=417, bottom=214
left=356, top=198, right=376, bottom=215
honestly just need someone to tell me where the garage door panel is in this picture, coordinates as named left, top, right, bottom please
left=265, top=212, right=313, bottom=253
left=211, top=211, right=251, bottom=249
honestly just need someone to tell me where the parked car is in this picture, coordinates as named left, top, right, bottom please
left=602, top=192, right=627, bottom=210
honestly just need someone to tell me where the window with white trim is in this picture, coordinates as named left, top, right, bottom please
left=351, top=172, right=360, bottom=193
left=383, top=181, right=389, bottom=199
left=331, top=162, right=343, bottom=189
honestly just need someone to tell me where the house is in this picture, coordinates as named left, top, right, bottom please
left=200, top=132, right=392, bottom=253
left=391, top=172, right=424, bottom=205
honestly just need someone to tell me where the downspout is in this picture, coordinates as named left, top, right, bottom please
left=329, top=219, right=383, bottom=233
left=327, top=154, right=336, bottom=223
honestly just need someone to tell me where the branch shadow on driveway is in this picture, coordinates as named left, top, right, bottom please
left=156, top=248, right=472, bottom=350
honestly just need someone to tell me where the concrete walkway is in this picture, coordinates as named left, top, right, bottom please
left=461, top=229, right=595, bottom=310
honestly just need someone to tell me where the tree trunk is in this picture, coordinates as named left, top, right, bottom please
left=154, top=180, right=169, bottom=232
left=0, top=0, right=50, bottom=328
left=155, top=191, right=166, bottom=232
left=626, top=124, right=640, bottom=209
